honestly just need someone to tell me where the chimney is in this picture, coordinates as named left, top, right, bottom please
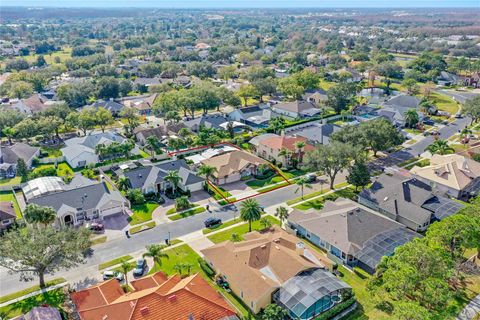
left=280, top=130, right=285, bottom=137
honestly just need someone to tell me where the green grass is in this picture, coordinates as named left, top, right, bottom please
left=257, top=181, right=290, bottom=193
left=0, top=176, right=21, bottom=186
left=22, top=47, right=72, bottom=64
left=0, top=191, right=22, bottom=219
left=40, top=147, right=63, bottom=158
left=91, top=236, right=107, bottom=246
left=149, top=244, right=202, bottom=276
left=0, top=278, right=66, bottom=304
left=130, top=221, right=156, bottom=234
left=98, top=255, right=133, bottom=270
left=139, top=149, right=150, bottom=158
left=169, top=206, right=206, bottom=221
left=207, top=216, right=280, bottom=244
left=287, top=181, right=349, bottom=206
left=293, top=186, right=358, bottom=211
left=128, top=202, right=158, bottom=225
left=202, top=218, right=242, bottom=234
left=31, top=162, right=74, bottom=178
left=403, top=158, right=430, bottom=170
left=0, top=288, right=66, bottom=319
left=429, top=92, right=459, bottom=115
left=245, top=173, right=289, bottom=189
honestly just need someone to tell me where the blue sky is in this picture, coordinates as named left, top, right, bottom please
left=1, top=0, right=479, bottom=7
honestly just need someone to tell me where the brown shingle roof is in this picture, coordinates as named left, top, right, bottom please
left=259, top=136, right=315, bottom=152
left=200, top=150, right=267, bottom=178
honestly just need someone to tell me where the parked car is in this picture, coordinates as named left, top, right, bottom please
left=422, top=119, right=435, bottom=126
left=133, top=258, right=147, bottom=277
left=455, top=112, right=463, bottom=118
left=103, top=270, right=124, bottom=282
left=204, top=217, right=222, bottom=228
left=305, top=173, right=317, bottom=182
left=86, top=222, right=104, bottom=233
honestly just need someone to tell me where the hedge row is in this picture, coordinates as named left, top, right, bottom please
left=314, top=296, right=356, bottom=320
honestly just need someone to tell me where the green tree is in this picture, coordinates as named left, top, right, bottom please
left=463, top=96, right=480, bottom=125
left=197, top=164, right=218, bottom=186
left=175, top=196, right=190, bottom=211
left=347, top=160, right=371, bottom=191
left=426, top=139, right=454, bottom=155
left=143, top=244, right=169, bottom=268
left=2, top=127, right=16, bottom=145
left=268, top=117, right=286, bottom=134
left=119, top=261, right=135, bottom=287
left=404, top=109, right=420, bottom=128
left=236, top=84, right=259, bottom=106
left=252, top=77, right=277, bottom=102
left=261, top=304, right=288, bottom=320
left=126, top=189, right=145, bottom=205
left=303, top=142, right=353, bottom=189
left=77, top=108, right=97, bottom=136
left=278, top=148, right=293, bottom=168
left=325, top=82, right=357, bottom=113
left=117, top=176, right=130, bottom=191
left=274, top=206, right=289, bottom=225
left=295, top=176, right=313, bottom=199
left=392, top=301, right=432, bottom=320
left=165, top=170, right=182, bottom=195
left=361, top=118, right=404, bottom=156
left=23, top=204, right=56, bottom=226
left=120, top=107, right=140, bottom=135
left=96, top=77, right=119, bottom=99
left=277, top=77, right=304, bottom=100
left=230, top=233, right=242, bottom=242
left=0, top=225, right=91, bottom=288
left=402, top=79, right=419, bottom=94
left=95, top=107, right=114, bottom=133
left=145, top=136, right=161, bottom=157
left=16, top=158, right=29, bottom=182
left=240, top=198, right=263, bottom=232
left=259, top=217, right=272, bottom=230
left=9, top=81, right=33, bottom=99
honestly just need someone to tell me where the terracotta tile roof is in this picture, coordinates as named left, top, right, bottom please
left=71, top=272, right=237, bottom=320
left=200, top=150, right=268, bottom=178
left=259, top=136, right=315, bottom=152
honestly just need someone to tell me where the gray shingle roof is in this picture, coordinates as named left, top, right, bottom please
left=0, top=143, right=39, bottom=164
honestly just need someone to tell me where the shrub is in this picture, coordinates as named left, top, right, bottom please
left=126, top=189, right=145, bottom=205
left=198, top=258, right=215, bottom=278
left=314, top=296, right=356, bottom=320
left=175, top=196, right=190, bottom=211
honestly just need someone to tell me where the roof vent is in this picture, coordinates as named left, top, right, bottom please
left=383, top=196, right=389, bottom=202
left=273, top=238, right=280, bottom=243
left=168, top=295, right=177, bottom=302
left=102, top=316, right=108, bottom=320
left=140, top=307, right=149, bottom=316
left=260, top=245, right=267, bottom=249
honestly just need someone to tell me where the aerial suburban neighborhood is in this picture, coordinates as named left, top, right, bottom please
left=0, top=2, right=479, bottom=320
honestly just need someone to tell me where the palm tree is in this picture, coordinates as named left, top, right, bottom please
left=260, top=217, right=272, bottom=230
left=2, top=127, right=15, bottom=145
left=165, top=170, right=181, bottom=195
left=295, top=177, right=313, bottom=199
left=294, top=141, right=306, bottom=164
left=143, top=244, right=169, bottom=269
left=173, top=263, right=184, bottom=275
left=145, top=136, right=160, bottom=157
left=120, top=261, right=134, bottom=287
left=426, top=139, right=455, bottom=155
left=404, top=109, right=420, bottom=129
left=278, top=148, right=292, bottom=168
left=23, top=204, right=56, bottom=227
left=240, top=198, right=262, bottom=232
left=117, top=176, right=130, bottom=192
left=275, top=206, right=289, bottom=225
left=197, top=164, right=218, bottom=186
left=230, top=233, right=242, bottom=242
left=460, top=128, right=473, bottom=145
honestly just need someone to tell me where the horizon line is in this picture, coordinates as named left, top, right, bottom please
left=2, top=5, right=479, bottom=8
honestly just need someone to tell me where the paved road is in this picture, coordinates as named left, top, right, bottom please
left=457, top=294, right=480, bottom=320
left=435, top=89, right=479, bottom=104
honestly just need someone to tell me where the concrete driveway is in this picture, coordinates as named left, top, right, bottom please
left=102, top=212, right=130, bottom=231
left=221, top=180, right=256, bottom=198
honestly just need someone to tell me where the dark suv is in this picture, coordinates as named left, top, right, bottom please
left=133, top=258, right=147, bottom=277
left=204, top=217, right=222, bottom=228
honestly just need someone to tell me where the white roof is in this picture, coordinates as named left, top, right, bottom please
left=23, top=176, right=66, bottom=201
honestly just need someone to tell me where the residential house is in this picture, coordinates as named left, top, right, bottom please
left=381, top=94, right=422, bottom=126
left=464, top=72, right=480, bottom=88
left=70, top=272, right=237, bottom=320
left=228, top=105, right=274, bottom=128
left=437, top=71, right=461, bottom=86
left=122, top=159, right=204, bottom=194
left=284, top=122, right=341, bottom=145
left=133, top=77, right=162, bottom=88
left=121, top=93, right=157, bottom=115
left=0, top=201, right=16, bottom=231
left=84, top=99, right=125, bottom=117
left=0, top=143, right=40, bottom=178
left=183, top=114, right=230, bottom=132
left=134, top=124, right=188, bottom=146
left=358, top=173, right=464, bottom=231
left=288, top=198, right=420, bottom=274
left=302, top=89, right=328, bottom=107
left=201, top=227, right=343, bottom=314
left=254, top=134, right=315, bottom=167
left=199, top=149, right=268, bottom=185
left=271, top=100, right=321, bottom=119
left=248, top=133, right=279, bottom=153
left=8, top=94, right=54, bottom=114
left=410, top=154, right=480, bottom=199
left=24, top=177, right=127, bottom=227
left=61, top=131, right=140, bottom=168
left=17, top=307, right=62, bottom=320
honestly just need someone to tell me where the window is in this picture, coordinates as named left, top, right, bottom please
left=2, top=219, right=11, bottom=225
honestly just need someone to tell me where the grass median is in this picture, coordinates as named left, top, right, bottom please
left=98, top=255, right=133, bottom=270
left=207, top=216, right=280, bottom=244
left=0, top=278, right=66, bottom=304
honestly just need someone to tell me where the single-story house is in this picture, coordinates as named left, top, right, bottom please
left=122, top=159, right=204, bottom=194
left=288, top=198, right=420, bottom=274
left=121, top=93, right=157, bottom=115
left=358, top=173, right=464, bottom=231
left=25, top=177, right=127, bottom=227
left=437, top=71, right=461, bottom=86
left=284, top=122, right=341, bottom=146
left=381, top=94, right=422, bottom=126
left=0, top=201, right=16, bottom=231
left=83, top=99, right=125, bottom=116
left=183, top=114, right=230, bottom=132
left=271, top=100, right=321, bottom=119
left=71, top=272, right=237, bottom=320
left=248, top=133, right=279, bottom=152
left=202, top=227, right=340, bottom=314
left=302, top=89, right=328, bottom=107
left=61, top=131, right=140, bottom=168
left=199, top=149, right=268, bottom=185
left=410, top=154, right=480, bottom=199
left=17, top=306, right=62, bottom=320
left=228, top=105, right=273, bottom=128
left=254, top=134, right=315, bottom=166
left=0, top=143, right=40, bottom=178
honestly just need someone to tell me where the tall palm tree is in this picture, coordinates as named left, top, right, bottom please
left=23, top=204, right=56, bottom=227
left=145, top=136, right=160, bottom=157
left=197, top=164, right=218, bottom=186
left=295, top=177, right=313, bottom=199
left=275, top=206, right=289, bottom=225
left=120, top=261, right=134, bottom=287
left=240, top=198, right=262, bottom=232
left=117, top=176, right=130, bottom=192
left=165, top=171, right=182, bottom=195
left=294, top=141, right=306, bottom=163
left=143, top=244, right=169, bottom=269
left=278, top=148, right=292, bottom=168
left=404, top=109, right=420, bottom=129
left=426, top=139, right=455, bottom=155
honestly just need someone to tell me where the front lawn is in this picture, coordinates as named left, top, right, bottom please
left=98, top=255, right=133, bottom=270
left=0, top=278, right=66, bottom=304
left=40, top=147, right=63, bottom=158
left=202, top=218, right=242, bottom=234
left=30, top=162, right=74, bottom=179
left=245, top=174, right=288, bottom=189
left=128, top=202, right=158, bottom=225
left=429, top=92, right=459, bottom=115
left=293, top=186, right=358, bottom=211
left=207, top=216, right=280, bottom=244
left=0, top=191, right=22, bottom=219
left=0, top=177, right=21, bottom=187
left=169, top=206, right=206, bottom=221
left=0, top=288, right=66, bottom=320
left=148, top=244, right=202, bottom=276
